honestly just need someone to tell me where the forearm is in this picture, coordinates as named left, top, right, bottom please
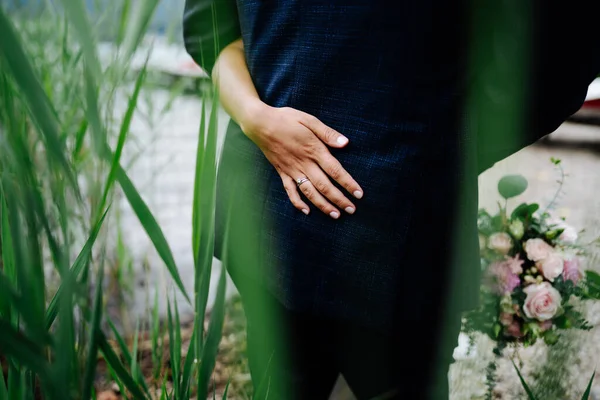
left=212, top=38, right=267, bottom=138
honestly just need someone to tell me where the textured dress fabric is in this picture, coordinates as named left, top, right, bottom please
left=182, top=0, right=600, bottom=334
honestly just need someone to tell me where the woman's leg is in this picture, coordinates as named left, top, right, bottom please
left=241, top=287, right=340, bottom=400
left=335, top=310, right=462, bottom=400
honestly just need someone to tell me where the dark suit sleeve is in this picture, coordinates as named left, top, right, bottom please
left=182, top=0, right=242, bottom=77
left=475, top=1, right=600, bottom=174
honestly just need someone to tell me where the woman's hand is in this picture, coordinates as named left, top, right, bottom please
left=240, top=101, right=363, bottom=219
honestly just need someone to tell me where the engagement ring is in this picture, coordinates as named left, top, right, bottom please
left=296, top=177, right=310, bottom=187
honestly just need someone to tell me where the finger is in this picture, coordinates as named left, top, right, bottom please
left=318, top=154, right=364, bottom=199
left=296, top=176, right=341, bottom=219
left=281, top=174, right=311, bottom=215
left=299, top=113, right=349, bottom=148
left=305, top=166, right=356, bottom=215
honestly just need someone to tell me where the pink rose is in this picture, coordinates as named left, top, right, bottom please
left=488, top=232, right=513, bottom=255
left=505, top=255, right=524, bottom=275
left=506, top=321, right=524, bottom=338
left=536, top=253, right=564, bottom=282
left=523, top=282, right=562, bottom=321
left=524, top=238, right=554, bottom=262
left=488, top=260, right=521, bottom=294
left=563, top=256, right=583, bottom=284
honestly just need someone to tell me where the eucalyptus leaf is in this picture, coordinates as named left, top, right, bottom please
left=498, top=174, right=528, bottom=199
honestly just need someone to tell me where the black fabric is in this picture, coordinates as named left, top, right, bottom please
left=474, top=0, right=600, bottom=173
left=241, top=288, right=463, bottom=400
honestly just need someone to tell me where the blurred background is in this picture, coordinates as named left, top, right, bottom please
left=1, top=0, right=600, bottom=399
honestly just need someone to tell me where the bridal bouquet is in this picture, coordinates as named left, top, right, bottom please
left=463, top=158, right=600, bottom=348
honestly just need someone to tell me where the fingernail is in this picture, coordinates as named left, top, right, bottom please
left=302, top=209, right=309, bottom=215
left=329, top=211, right=340, bottom=219
left=353, top=190, right=363, bottom=199
left=337, top=136, right=349, bottom=145
left=345, top=207, right=355, bottom=214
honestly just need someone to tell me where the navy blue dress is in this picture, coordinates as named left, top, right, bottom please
left=183, top=0, right=600, bottom=333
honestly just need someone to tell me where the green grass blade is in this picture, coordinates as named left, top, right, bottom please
left=191, top=98, right=207, bottom=266
left=581, top=370, right=595, bottom=400
left=82, top=264, right=105, bottom=400
left=160, top=381, right=168, bottom=400
left=108, top=319, right=133, bottom=364
left=166, top=295, right=180, bottom=396
left=98, top=332, right=148, bottom=400
left=222, top=379, right=230, bottom=400
left=173, top=295, right=183, bottom=397
left=0, top=7, right=78, bottom=190
left=106, top=319, right=151, bottom=398
left=0, top=273, right=50, bottom=346
left=0, top=320, right=51, bottom=384
left=116, top=0, right=131, bottom=46
left=151, top=283, right=163, bottom=382
left=6, top=365, right=20, bottom=400
left=0, top=360, right=7, bottom=400
left=1, top=190, right=17, bottom=325
left=179, top=328, right=197, bottom=399
left=113, top=165, right=190, bottom=303
left=197, top=261, right=227, bottom=397
left=57, top=0, right=101, bottom=79
left=131, top=319, right=141, bottom=390
left=45, top=207, right=109, bottom=329
left=512, top=360, right=537, bottom=400
left=83, top=65, right=106, bottom=163
left=120, top=0, right=160, bottom=61
left=96, top=62, right=147, bottom=222
left=73, top=118, right=89, bottom=163
left=54, top=257, right=77, bottom=397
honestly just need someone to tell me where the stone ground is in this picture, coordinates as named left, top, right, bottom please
left=110, top=55, right=600, bottom=397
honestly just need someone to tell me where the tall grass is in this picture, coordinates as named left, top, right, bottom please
left=0, top=1, right=230, bottom=398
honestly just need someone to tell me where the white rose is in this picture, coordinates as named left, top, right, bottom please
left=547, top=216, right=578, bottom=244
left=523, top=282, right=562, bottom=321
left=488, top=232, right=513, bottom=255
left=537, top=253, right=564, bottom=282
left=524, top=238, right=554, bottom=262
left=559, top=225, right=578, bottom=244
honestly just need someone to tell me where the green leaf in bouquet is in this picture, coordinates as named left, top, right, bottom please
left=511, top=203, right=540, bottom=224
left=512, top=360, right=538, bottom=400
left=585, top=270, right=600, bottom=286
left=581, top=370, right=595, bottom=400
left=477, top=210, right=494, bottom=234
left=509, top=219, right=525, bottom=240
left=491, top=215, right=505, bottom=231
left=545, top=228, right=564, bottom=241
left=493, top=323, right=502, bottom=339
left=542, top=330, right=560, bottom=346
left=553, top=314, right=571, bottom=329
left=498, top=175, right=529, bottom=200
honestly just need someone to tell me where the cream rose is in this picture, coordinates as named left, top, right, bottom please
left=488, top=232, right=513, bottom=255
left=547, top=216, right=578, bottom=244
left=524, top=238, right=554, bottom=262
left=559, top=225, right=578, bottom=244
left=536, top=253, right=564, bottom=282
left=523, top=282, right=562, bottom=321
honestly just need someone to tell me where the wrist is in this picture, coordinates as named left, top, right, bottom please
left=238, top=98, right=272, bottom=140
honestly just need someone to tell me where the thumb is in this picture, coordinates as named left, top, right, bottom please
left=301, top=114, right=349, bottom=148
